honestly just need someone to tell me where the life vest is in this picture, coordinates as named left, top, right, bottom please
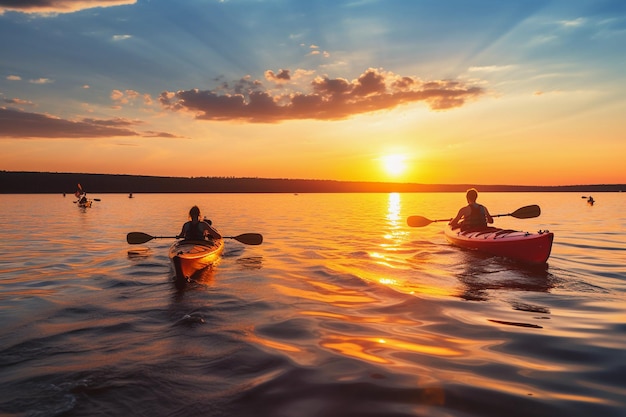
left=461, top=203, right=487, bottom=230
left=184, top=221, right=208, bottom=240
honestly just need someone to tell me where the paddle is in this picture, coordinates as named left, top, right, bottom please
left=126, top=232, right=263, bottom=245
left=406, top=204, right=541, bottom=228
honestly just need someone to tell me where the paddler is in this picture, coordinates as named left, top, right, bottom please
left=178, top=206, right=222, bottom=240
left=449, top=188, right=494, bottom=231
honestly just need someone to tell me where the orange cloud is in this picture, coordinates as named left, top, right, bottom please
left=2, top=98, right=35, bottom=107
left=159, top=68, right=485, bottom=123
left=110, top=89, right=154, bottom=107
left=264, top=69, right=292, bottom=83
left=0, top=0, right=136, bottom=15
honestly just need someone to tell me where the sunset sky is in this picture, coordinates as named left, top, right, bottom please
left=1, top=0, right=624, bottom=186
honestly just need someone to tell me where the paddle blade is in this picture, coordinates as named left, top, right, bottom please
left=127, top=232, right=155, bottom=244
left=510, top=205, right=541, bottom=219
left=407, top=216, right=434, bottom=227
left=228, top=233, right=263, bottom=245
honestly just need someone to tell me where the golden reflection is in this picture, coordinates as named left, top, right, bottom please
left=248, top=333, right=301, bottom=353
left=271, top=283, right=376, bottom=306
left=321, top=334, right=462, bottom=364
left=324, top=340, right=390, bottom=364
left=547, top=391, right=620, bottom=405
left=378, top=277, right=398, bottom=286
left=372, top=336, right=461, bottom=357
left=573, top=380, right=626, bottom=403
left=332, top=262, right=456, bottom=298
left=439, top=370, right=609, bottom=403
left=386, top=192, right=401, bottom=222
left=300, top=310, right=416, bottom=325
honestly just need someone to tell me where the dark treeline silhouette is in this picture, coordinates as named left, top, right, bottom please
left=1, top=171, right=624, bottom=194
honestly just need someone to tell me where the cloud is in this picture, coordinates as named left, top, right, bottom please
left=142, top=131, right=183, bottom=139
left=0, top=0, right=136, bottom=15
left=3, top=98, right=35, bottom=106
left=307, top=44, right=330, bottom=58
left=558, top=18, right=585, bottom=28
left=29, top=78, right=53, bottom=84
left=468, top=65, right=516, bottom=73
left=110, top=89, right=153, bottom=107
left=112, top=34, right=132, bottom=41
left=159, top=68, right=486, bottom=123
left=0, top=107, right=176, bottom=139
left=265, top=69, right=291, bottom=83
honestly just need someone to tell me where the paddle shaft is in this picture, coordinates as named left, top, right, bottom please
left=126, top=232, right=262, bottom=245
left=407, top=204, right=540, bottom=227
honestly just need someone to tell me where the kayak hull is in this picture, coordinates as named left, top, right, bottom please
left=168, top=239, right=224, bottom=287
left=444, top=225, right=553, bottom=264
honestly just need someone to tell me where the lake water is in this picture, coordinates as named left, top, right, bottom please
left=0, top=192, right=624, bottom=417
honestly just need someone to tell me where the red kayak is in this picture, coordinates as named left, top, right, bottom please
left=444, top=225, right=554, bottom=264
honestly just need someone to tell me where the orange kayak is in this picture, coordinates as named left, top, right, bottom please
left=168, top=238, right=224, bottom=287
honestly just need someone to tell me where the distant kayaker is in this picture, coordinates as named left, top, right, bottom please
left=179, top=206, right=222, bottom=240
left=449, top=188, right=494, bottom=231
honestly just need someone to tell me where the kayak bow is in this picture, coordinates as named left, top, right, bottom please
left=168, top=238, right=224, bottom=287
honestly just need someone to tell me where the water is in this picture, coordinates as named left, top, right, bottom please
left=0, top=192, right=624, bottom=417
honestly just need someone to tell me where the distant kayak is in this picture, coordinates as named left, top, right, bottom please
left=168, top=238, right=224, bottom=288
left=444, top=225, right=554, bottom=264
left=77, top=200, right=92, bottom=208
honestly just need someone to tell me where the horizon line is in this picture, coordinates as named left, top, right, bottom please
left=3, top=170, right=625, bottom=189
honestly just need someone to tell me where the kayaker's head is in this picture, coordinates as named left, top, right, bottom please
left=466, top=188, right=478, bottom=204
left=189, top=205, right=201, bottom=221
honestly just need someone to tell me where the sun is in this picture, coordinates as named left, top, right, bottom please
left=381, top=154, right=408, bottom=177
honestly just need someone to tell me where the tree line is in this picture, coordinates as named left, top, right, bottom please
left=1, top=171, right=623, bottom=194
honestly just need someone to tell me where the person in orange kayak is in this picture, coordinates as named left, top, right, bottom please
left=449, top=188, right=494, bottom=231
left=178, top=206, right=222, bottom=240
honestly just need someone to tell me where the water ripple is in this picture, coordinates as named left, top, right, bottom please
left=0, top=193, right=624, bottom=417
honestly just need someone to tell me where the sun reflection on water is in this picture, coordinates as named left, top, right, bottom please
left=387, top=192, right=401, bottom=222
left=321, top=334, right=463, bottom=365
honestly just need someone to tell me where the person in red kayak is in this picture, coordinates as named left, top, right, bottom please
left=178, top=206, right=222, bottom=240
left=449, top=188, right=494, bottom=231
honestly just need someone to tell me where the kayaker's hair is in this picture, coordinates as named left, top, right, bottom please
left=189, top=205, right=201, bottom=219
left=466, top=188, right=478, bottom=202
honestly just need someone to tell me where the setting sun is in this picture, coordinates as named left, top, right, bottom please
left=381, top=154, right=407, bottom=177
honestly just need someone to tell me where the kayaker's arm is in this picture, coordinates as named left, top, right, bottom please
left=206, top=224, right=222, bottom=240
left=483, top=206, right=494, bottom=224
left=177, top=223, right=188, bottom=239
left=449, top=207, right=467, bottom=229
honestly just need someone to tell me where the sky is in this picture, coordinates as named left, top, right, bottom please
left=1, top=0, right=625, bottom=186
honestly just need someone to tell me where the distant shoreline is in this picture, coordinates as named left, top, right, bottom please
left=1, top=171, right=624, bottom=194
